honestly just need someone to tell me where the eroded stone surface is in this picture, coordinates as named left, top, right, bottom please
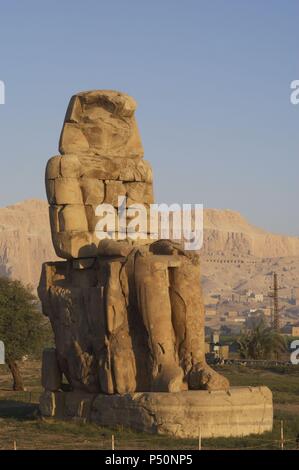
left=45, top=91, right=154, bottom=259
left=39, top=387, right=273, bottom=438
left=41, top=348, right=62, bottom=392
left=39, top=242, right=229, bottom=395
left=59, top=91, right=144, bottom=158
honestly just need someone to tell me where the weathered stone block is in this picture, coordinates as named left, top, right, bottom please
left=64, top=391, right=96, bottom=420
left=60, top=154, right=81, bottom=178
left=105, top=180, right=126, bottom=207
left=118, top=159, right=153, bottom=183
left=45, top=179, right=55, bottom=204
left=125, top=182, right=151, bottom=204
left=74, top=155, right=153, bottom=183
left=41, top=348, right=62, bottom=391
left=54, top=177, right=83, bottom=205
left=81, top=177, right=105, bottom=205
left=60, top=123, right=89, bottom=154
left=39, top=391, right=65, bottom=418
left=91, top=387, right=273, bottom=438
left=39, top=387, right=273, bottom=438
left=125, top=182, right=146, bottom=205
left=49, top=206, right=60, bottom=237
left=58, top=205, right=88, bottom=232
left=46, top=156, right=61, bottom=179
left=53, top=231, right=97, bottom=259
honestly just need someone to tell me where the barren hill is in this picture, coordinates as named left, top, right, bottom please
left=0, top=199, right=57, bottom=288
left=203, top=209, right=299, bottom=258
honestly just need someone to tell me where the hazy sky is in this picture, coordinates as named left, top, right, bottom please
left=0, top=0, right=298, bottom=235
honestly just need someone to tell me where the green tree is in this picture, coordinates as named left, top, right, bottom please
left=237, top=321, right=287, bottom=360
left=0, top=277, right=49, bottom=390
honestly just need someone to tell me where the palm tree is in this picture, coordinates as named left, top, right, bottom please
left=237, top=321, right=287, bottom=360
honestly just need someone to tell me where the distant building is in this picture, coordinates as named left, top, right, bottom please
left=231, top=293, right=239, bottom=302
left=262, top=308, right=271, bottom=317
left=225, top=310, right=238, bottom=318
left=254, top=294, right=264, bottom=302
left=205, top=333, right=229, bottom=362
left=211, top=332, right=220, bottom=344
left=206, top=308, right=217, bottom=316
left=205, top=296, right=219, bottom=306
left=278, top=287, right=292, bottom=299
left=292, top=288, right=299, bottom=298
left=281, top=324, right=299, bottom=336
left=210, top=293, right=221, bottom=300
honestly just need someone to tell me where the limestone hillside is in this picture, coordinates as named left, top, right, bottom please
left=0, top=200, right=57, bottom=288
left=204, top=209, right=299, bottom=258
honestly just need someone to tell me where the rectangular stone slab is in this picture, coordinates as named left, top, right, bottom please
left=39, top=386, right=273, bottom=438
left=77, top=155, right=153, bottom=182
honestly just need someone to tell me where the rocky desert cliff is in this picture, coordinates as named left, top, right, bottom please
left=0, top=200, right=57, bottom=288
left=0, top=199, right=299, bottom=290
left=204, top=209, right=299, bottom=258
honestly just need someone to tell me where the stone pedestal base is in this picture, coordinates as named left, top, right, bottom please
left=39, top=386, right=273, bottom=438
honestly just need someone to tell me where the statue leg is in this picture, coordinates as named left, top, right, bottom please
left=104, top=260, right=137, bottom=394
left=169, top=256, right=229, bottom=391
left=134, top=252, right=184, bottom=392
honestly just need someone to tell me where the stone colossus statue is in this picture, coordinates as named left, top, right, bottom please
left=39, top=90, right=229, bottom=395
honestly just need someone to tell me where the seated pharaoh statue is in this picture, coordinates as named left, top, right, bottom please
left=38, top=90, right=229, bottom=395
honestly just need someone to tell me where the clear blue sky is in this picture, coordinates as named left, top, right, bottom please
left=0, top=0, right=298, bottom=235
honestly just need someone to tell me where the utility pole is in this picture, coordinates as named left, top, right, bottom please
left=273, top=273, right=279, bottom=332
left=269, top=272, right=280, bottom=332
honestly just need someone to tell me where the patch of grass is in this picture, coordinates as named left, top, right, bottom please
left=215, top=365, right=299, bottom=404
left=0, top=415, right=198, bottom=450
left=203, top=412, right=299, bottom=450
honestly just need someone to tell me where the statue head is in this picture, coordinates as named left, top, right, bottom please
left=59, top=90, right=144, bottom=158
